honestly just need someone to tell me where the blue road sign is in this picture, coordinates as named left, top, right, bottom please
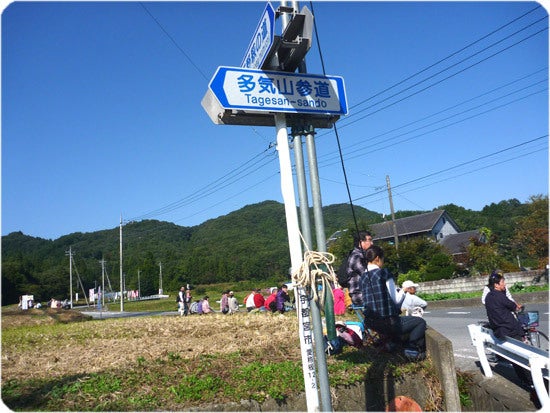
left=241, top=2, right=276, bottom=69
left=208, top=66, right=348, bottom=116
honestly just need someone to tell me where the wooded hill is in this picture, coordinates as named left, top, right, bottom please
left=2, top=196, right=547, bottom=305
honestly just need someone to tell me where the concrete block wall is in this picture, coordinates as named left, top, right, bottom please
left=418, top=270, right=544, bottom=295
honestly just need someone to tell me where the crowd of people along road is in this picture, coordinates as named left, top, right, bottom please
left=175, top=284, right=292, bottom=316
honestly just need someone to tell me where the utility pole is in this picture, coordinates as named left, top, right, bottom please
left=65, top=247, right=74, bottom=308
left=138, top=269, right=141, bottom=299
left=159, top=262, right=163, bottom=295
left=100, top=258, right=106, bottom=309
left=119, top=214, right=124, bottom=312
left=386, top=175, right=399, bottom=250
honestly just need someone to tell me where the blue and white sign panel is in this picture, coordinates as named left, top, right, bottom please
left=208, top=66, right=348, bottom=115
left=241, top=2, right=276, bottom=69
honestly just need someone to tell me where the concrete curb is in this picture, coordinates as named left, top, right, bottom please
left=426, top=327, right=461, bottom=411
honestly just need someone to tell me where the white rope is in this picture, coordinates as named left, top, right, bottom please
left=291, top=250, right=339, bottom=306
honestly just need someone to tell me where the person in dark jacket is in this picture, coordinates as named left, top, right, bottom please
left=485, top=272, right=534, bottom=390
left=275, top=284, right=290, bottom=313
left=485, top=273, right=523, bottom=340
left=345, top=231, right=373, bottom=306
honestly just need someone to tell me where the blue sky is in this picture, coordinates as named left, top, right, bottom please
left=2, top=1, right=548, bottom=240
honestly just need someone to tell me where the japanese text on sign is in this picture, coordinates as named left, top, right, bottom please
left=297, top=287, right=317, bottom=388
left=218, top=72, right=340, bottom=111
left=237, top=74, right=333, bottom=109
left=243, top=20, right=269, bottom=68
left=208, top=66, right=348, bottom=115
left=241, top=2, right=275, bottom=69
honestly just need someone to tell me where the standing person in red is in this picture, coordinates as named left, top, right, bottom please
left=253, top=288, right=266, bottom=311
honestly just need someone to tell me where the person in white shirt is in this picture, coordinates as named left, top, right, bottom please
left=228, top=291, right=239, bottom=313
left=400, top=280, right=427, bottom=317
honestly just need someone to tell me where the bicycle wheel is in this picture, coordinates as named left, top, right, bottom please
left=529, top=331, right=540, bottom=348
left=536, top=330, right=549, bottom=350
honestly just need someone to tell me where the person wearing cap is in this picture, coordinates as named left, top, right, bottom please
left=228, top=291, right=239, bottom=313
left=400, top=280, right=427, bottom=317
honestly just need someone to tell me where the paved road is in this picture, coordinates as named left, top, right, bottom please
left=424, top=302, right=549, bottom=371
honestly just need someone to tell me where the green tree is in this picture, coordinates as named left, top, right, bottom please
left=421, top=253, right=458, bottom=281
left=512, top=195, right=549, bottom=268
left=467, top=235, right=500, bottom=275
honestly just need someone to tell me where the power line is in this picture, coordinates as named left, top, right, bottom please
left=352, top=135, right=548, bottom=203
left=337, top=24, right=548, bottom=130
left=349, top=4, right=543, bottom=111
left=318, top=68, right=547, bottom=162
left=128, top=147, right=277, bottom=221
left=131, top=3, right=546, bottom=236
left=139, top=2, right=209, bottom=81
left=318, top=82, right=547, bottom=169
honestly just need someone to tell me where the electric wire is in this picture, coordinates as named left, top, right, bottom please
left=139, top=2, right=209, bottom=81
left=309, top=0, right=362, bottom=238
left=354, top=144, right=548, bottom=208
left=336, top=24, right=548, bottom=130
left=319, top=84, right=548, bottom=169
left=362, top=143, right=548, bottom=209
left=352, top=135, right=548, bottom=203
left=349, top=4, right=543, bottom=110
left=316, top=68, right=547, bottom=164
left=134, top=3, right=546, bottom=238
left=128, top=148, right=277, bottom=221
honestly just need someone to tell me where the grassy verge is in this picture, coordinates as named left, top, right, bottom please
left=419, top=284, right=548, bottom=302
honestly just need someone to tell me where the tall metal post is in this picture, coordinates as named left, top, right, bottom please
left=67, top=246, right=73, bottom=308
left=159, top=262, right=163, bottom=295
left=138, top=269, right=141, bottom=298
left=305, top=126, right=327, bottom=251
left=101, top=258, right=106, bottom=309
left=386, top=175, right=399, bottom=250
left=292, top=129, right=313, bottom=250
left=289, top=1, right=332, bottom=410
left=275, top=113, right=303, bottom=273
left=276, top=4, right=320, bottom=410
left=120, top=214, right=124, bottom=312
left=276, top=112, right=320, bottom=411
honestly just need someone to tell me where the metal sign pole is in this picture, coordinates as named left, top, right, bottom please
left=275, top=112, right=320, bottom=412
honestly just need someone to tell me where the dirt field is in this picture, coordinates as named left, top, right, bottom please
left=1, top=308, right=302, bottom=382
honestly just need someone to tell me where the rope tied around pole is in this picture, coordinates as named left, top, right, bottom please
left=291, top=250, right=339, bottom=309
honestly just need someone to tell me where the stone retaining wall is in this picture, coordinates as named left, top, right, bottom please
left=418, top=270, right=545, bottom=294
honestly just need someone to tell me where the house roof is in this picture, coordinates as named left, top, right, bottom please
left=439, top=230, right=481, bottom=255
left=370, top=210, right=452, bottom=240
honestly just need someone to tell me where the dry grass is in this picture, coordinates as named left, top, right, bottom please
left=1, top=307, right=444, bottom=411
left=1, top=308, right=301, bottom=382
